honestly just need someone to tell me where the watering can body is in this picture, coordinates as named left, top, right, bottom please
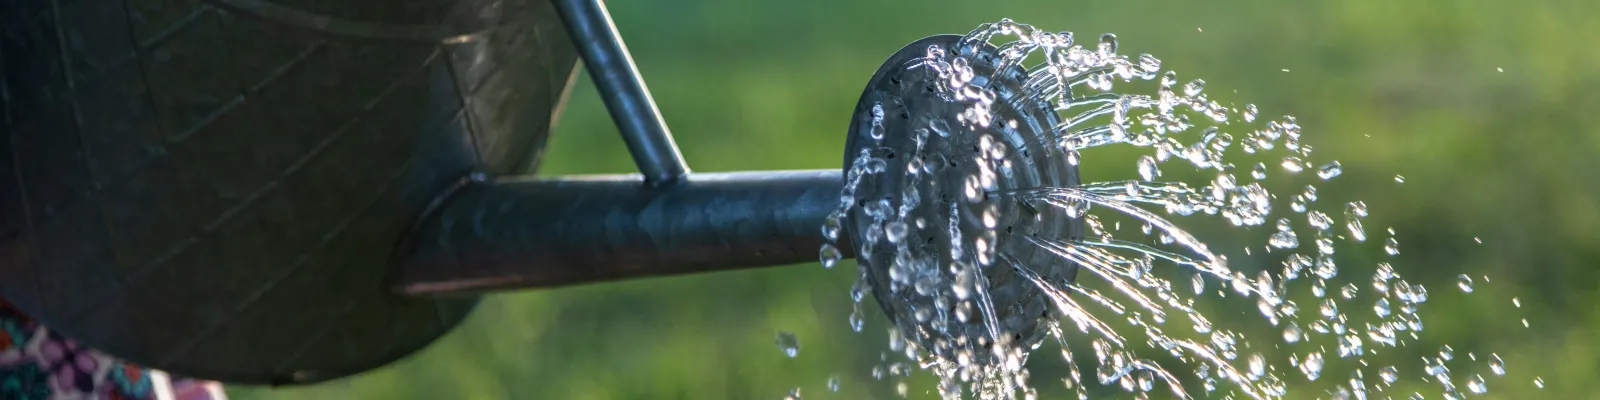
left=0, top=0, right=579, bottom=384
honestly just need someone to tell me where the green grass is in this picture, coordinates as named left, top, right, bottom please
left=229, top=0, right=1599, bottom=398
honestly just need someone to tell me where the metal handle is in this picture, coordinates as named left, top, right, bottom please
left=551, top=0, right=690, bottom=186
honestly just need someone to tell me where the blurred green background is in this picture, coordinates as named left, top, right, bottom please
left=230, top=0, right=1597, bottom=398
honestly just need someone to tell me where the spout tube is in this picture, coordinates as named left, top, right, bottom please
left=394, top=170, right=853, bottom=296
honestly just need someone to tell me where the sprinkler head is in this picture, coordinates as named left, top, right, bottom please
left=843, top=35, right=1082, bottom=362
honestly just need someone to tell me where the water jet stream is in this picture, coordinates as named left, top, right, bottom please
left=824, top=19, right=1504, bottom=399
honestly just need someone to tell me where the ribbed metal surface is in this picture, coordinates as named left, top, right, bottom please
left=843, top=35, right=1081, bottom=355
left=0, top=0, right=578, bottom=384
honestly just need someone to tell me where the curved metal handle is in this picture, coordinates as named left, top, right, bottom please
left=552, top=0, right=690, bottom=186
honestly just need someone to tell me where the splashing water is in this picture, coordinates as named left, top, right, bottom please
left=818, top=19, right=1511, bottom=399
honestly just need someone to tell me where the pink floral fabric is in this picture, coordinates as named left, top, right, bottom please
left=0, top=298, right=227, bottom=400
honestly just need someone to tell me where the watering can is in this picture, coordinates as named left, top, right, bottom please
left=0, top=0, right=1077, bottom=384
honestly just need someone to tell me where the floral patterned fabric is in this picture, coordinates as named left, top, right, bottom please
left=0, top=298, right=227, bottom=400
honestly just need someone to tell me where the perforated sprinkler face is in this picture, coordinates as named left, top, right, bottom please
left=842, top=35, right=1082, bottom=366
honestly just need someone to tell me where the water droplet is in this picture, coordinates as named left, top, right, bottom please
left=865, top=158, right=887, bottom=174
left=1183, top=79, right=1206, bottom=97
left=1317, top=161, right=1342, bottom=180
left=1466, top=374, right=1487, bottom=394
left=1456, top=274, right=1474, bottom=293
left=1136, top=369, right=1155, bottom=391
left=775, top=331, right=800, bottom=358
left=1379, top=366, right=1399, bottom=383
left=785, top=387, right=802, bottom=400
left=1488, top=353, right=1506, bottom=376
left=1251, top=162, right=1268, bottom=180
left=1337, top=333, right=1364, bottom=358
left=885, top=221, right=908, bottom=243
left=828, top=376, right=841, bottom=392
left=1346, top=217, right=1367, bottom=242
left=1191, top=274, right=1205, bottom=295
left=1394, top=175, right=1406, bottom=183
left=870, top=104, right=886, bottom=140
left=1344, top=202, right=1369, bottom=221
left=1301, top=352, right=1325, bottom=381
left=1512, top=297, right=1521, bottom=308
left=1283, top=322, right=1302, bottom=343
left=819, top=244, right=842, bottom=269
left=1384, top=237, right=1400, bottom=256
left=1340, top=283, right=1359, bottom=299
left=1534, top=377, right=1545, bottom=388
left=822, top=213, right=842, bottom=241
left=849, top=305, right=865, bottom=332
left=1281, top=157, right=1305, bottom=172
left=1098, top=33, right=1118, bottom=55
left=1088, top=72, right=1113, bottom=91
left=1137, top=155, right=1160, bottom=181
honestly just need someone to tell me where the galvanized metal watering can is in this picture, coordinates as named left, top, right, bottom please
left=0, top=0, right=1077, bottom=384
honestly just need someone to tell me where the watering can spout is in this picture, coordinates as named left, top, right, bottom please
left=394, top=169, right=855, bottom=296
